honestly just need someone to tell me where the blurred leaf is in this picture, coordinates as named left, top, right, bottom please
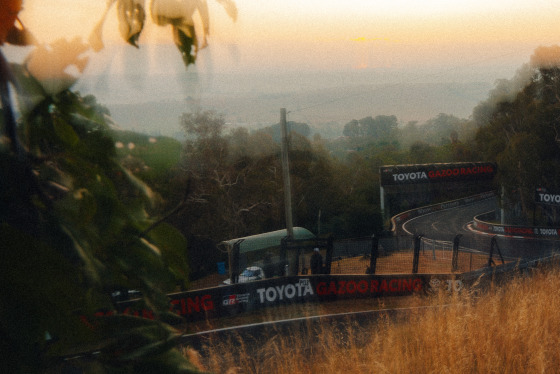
left=89, top=19, right=105, bottom=52
left=9, top=63, right=48, bottom=109
left=173, top=25, right=197, bottom=66
left=6, top=22, right=37, bottom=46
left=150, top=0, right=195, bottom=26
left=0, top=0, right=242, bottom=370
left=0, top=224, right=100, bottom=362
left=215, top=0, right=238, bottom=21
left=150, top=0, right=228, bottom=67
left=68, top=315, right=201, bottom=372
left=146, top=222, right=190, bottom=288
left=117, top=0, right=146, bottom=47
left=53, top=116, right=80, bottom=147
left=89, top=0, right=117, bottom=52
left=195, top=0, right=210, bottom=48
left=101, top=318, right=179, bottom=361
left=121, top=165, right=157, bottom=204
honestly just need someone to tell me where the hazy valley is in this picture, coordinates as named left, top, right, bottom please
left=78, top=70, right=492, bottom=138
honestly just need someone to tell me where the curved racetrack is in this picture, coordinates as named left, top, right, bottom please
left=398, top=196, right=558, bottom=259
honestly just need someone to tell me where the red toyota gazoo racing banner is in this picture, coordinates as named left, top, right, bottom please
left=380, top=162, right=497, bottom=186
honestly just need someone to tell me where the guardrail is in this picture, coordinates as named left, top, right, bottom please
left=106, top=274, right=443, bottom=324
left=95, top=251, right=559, bottom=328
left=390, top=191, right=496, bottom=235
left=473, top=213, right=560, bottom=240
left=65, top=252, right=560, bottom=371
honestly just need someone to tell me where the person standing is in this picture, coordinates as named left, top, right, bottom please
left=310, top=247, right=323, bottom=274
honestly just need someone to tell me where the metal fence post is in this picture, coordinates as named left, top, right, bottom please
left=295, top=245, right=301, bottom=275
left=487, top=236, right=495, bottom=267
left=452, top=234, right=462, bottom=272
left=230, top=240, right=241, bottom=284
left=324, top=236, right=334, bottom=274
left=413, top=235, right=422, bottom=274
left=367, top=234, right=379, bottom=274
left=488, top=236, right=505, bottom=266
left=280, top=238, right=288, bottom=276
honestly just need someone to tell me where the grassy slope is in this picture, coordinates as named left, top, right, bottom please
left=191, top=265, right=560, bottom=373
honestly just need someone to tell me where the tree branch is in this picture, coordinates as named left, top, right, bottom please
left=139, top=179, right=192, bottom=238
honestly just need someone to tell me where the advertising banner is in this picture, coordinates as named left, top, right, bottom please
left=535, top=187, right=560, bottom=206
left=103, top=274, right=459, bottom=324
left=380, top=162, right=497, bottom=186
left=472, top=219, right=560, bottom=238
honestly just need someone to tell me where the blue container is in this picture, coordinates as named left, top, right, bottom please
left=217, top=262, right=226, bottom=275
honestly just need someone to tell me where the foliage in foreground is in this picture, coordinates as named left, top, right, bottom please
left=0, top=64, right=197, bottom=373
left=193, top=265, right=560, bottom=373
left=1, top=0, right=238, bottom=370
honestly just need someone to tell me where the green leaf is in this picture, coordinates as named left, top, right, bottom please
left=53, top=116, right=80, bottom=147
left=9, top=63, right=48, bottom=109
left=146, top=223, right=189, bottom=288
left=117, top=0, right=146, bottom=48
left=173, top=25, right=197, bottom=66
left=121, top=165, right=157, bottom=204
left=0, top=224, right=98, bottom=361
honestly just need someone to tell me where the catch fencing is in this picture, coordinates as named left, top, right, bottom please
left=189, top=233, right=509, bottom=290
left=328, top=234, right=504, bottom=276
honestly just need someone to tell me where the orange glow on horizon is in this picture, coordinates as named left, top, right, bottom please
left=10, top=0, right=560, bottom=75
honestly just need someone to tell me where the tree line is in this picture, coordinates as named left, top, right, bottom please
left=126, top=46, right=560, bottom=268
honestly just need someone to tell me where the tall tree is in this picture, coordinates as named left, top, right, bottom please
left=179, top=110, right=282, bottom=240
left=475, top=46, right=560, bottom=222
left=343, top=115, right=398, bottom=141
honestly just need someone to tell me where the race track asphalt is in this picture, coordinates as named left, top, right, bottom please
left=399, top=197, right=559, bottom=259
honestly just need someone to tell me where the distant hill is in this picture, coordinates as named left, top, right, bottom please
left=202, top=80, right=492, bottom=127
left=105, top=80, right=491, bottom=139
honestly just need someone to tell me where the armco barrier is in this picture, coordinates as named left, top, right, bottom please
left=473, top=213, right=560, bottom=239
left=103, top=252, right=556, bottom=325
left=69, top=255, right=558, bottom=368
left=180, top=254, right=560, bottom=351
left=390, top=191, right=495, bottom=234
left=108, top=273, right=462, bottom=324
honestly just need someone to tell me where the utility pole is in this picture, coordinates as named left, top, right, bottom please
left=280, top=108, right=294, bottom=239
left=280, top=108, right=295, bottom=276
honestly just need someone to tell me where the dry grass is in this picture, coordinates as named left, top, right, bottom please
left=185, top=265, right=560, bottom=373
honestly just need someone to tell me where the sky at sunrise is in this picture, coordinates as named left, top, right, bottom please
left=14, top=0, right=560, bottom=74
left=4, top=0, right=560, bottom=133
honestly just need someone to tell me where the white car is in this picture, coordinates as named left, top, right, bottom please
left=223, top=266, right=265, bottom=285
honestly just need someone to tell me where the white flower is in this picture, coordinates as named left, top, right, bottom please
left=25, top=38, right=89, bottom=96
